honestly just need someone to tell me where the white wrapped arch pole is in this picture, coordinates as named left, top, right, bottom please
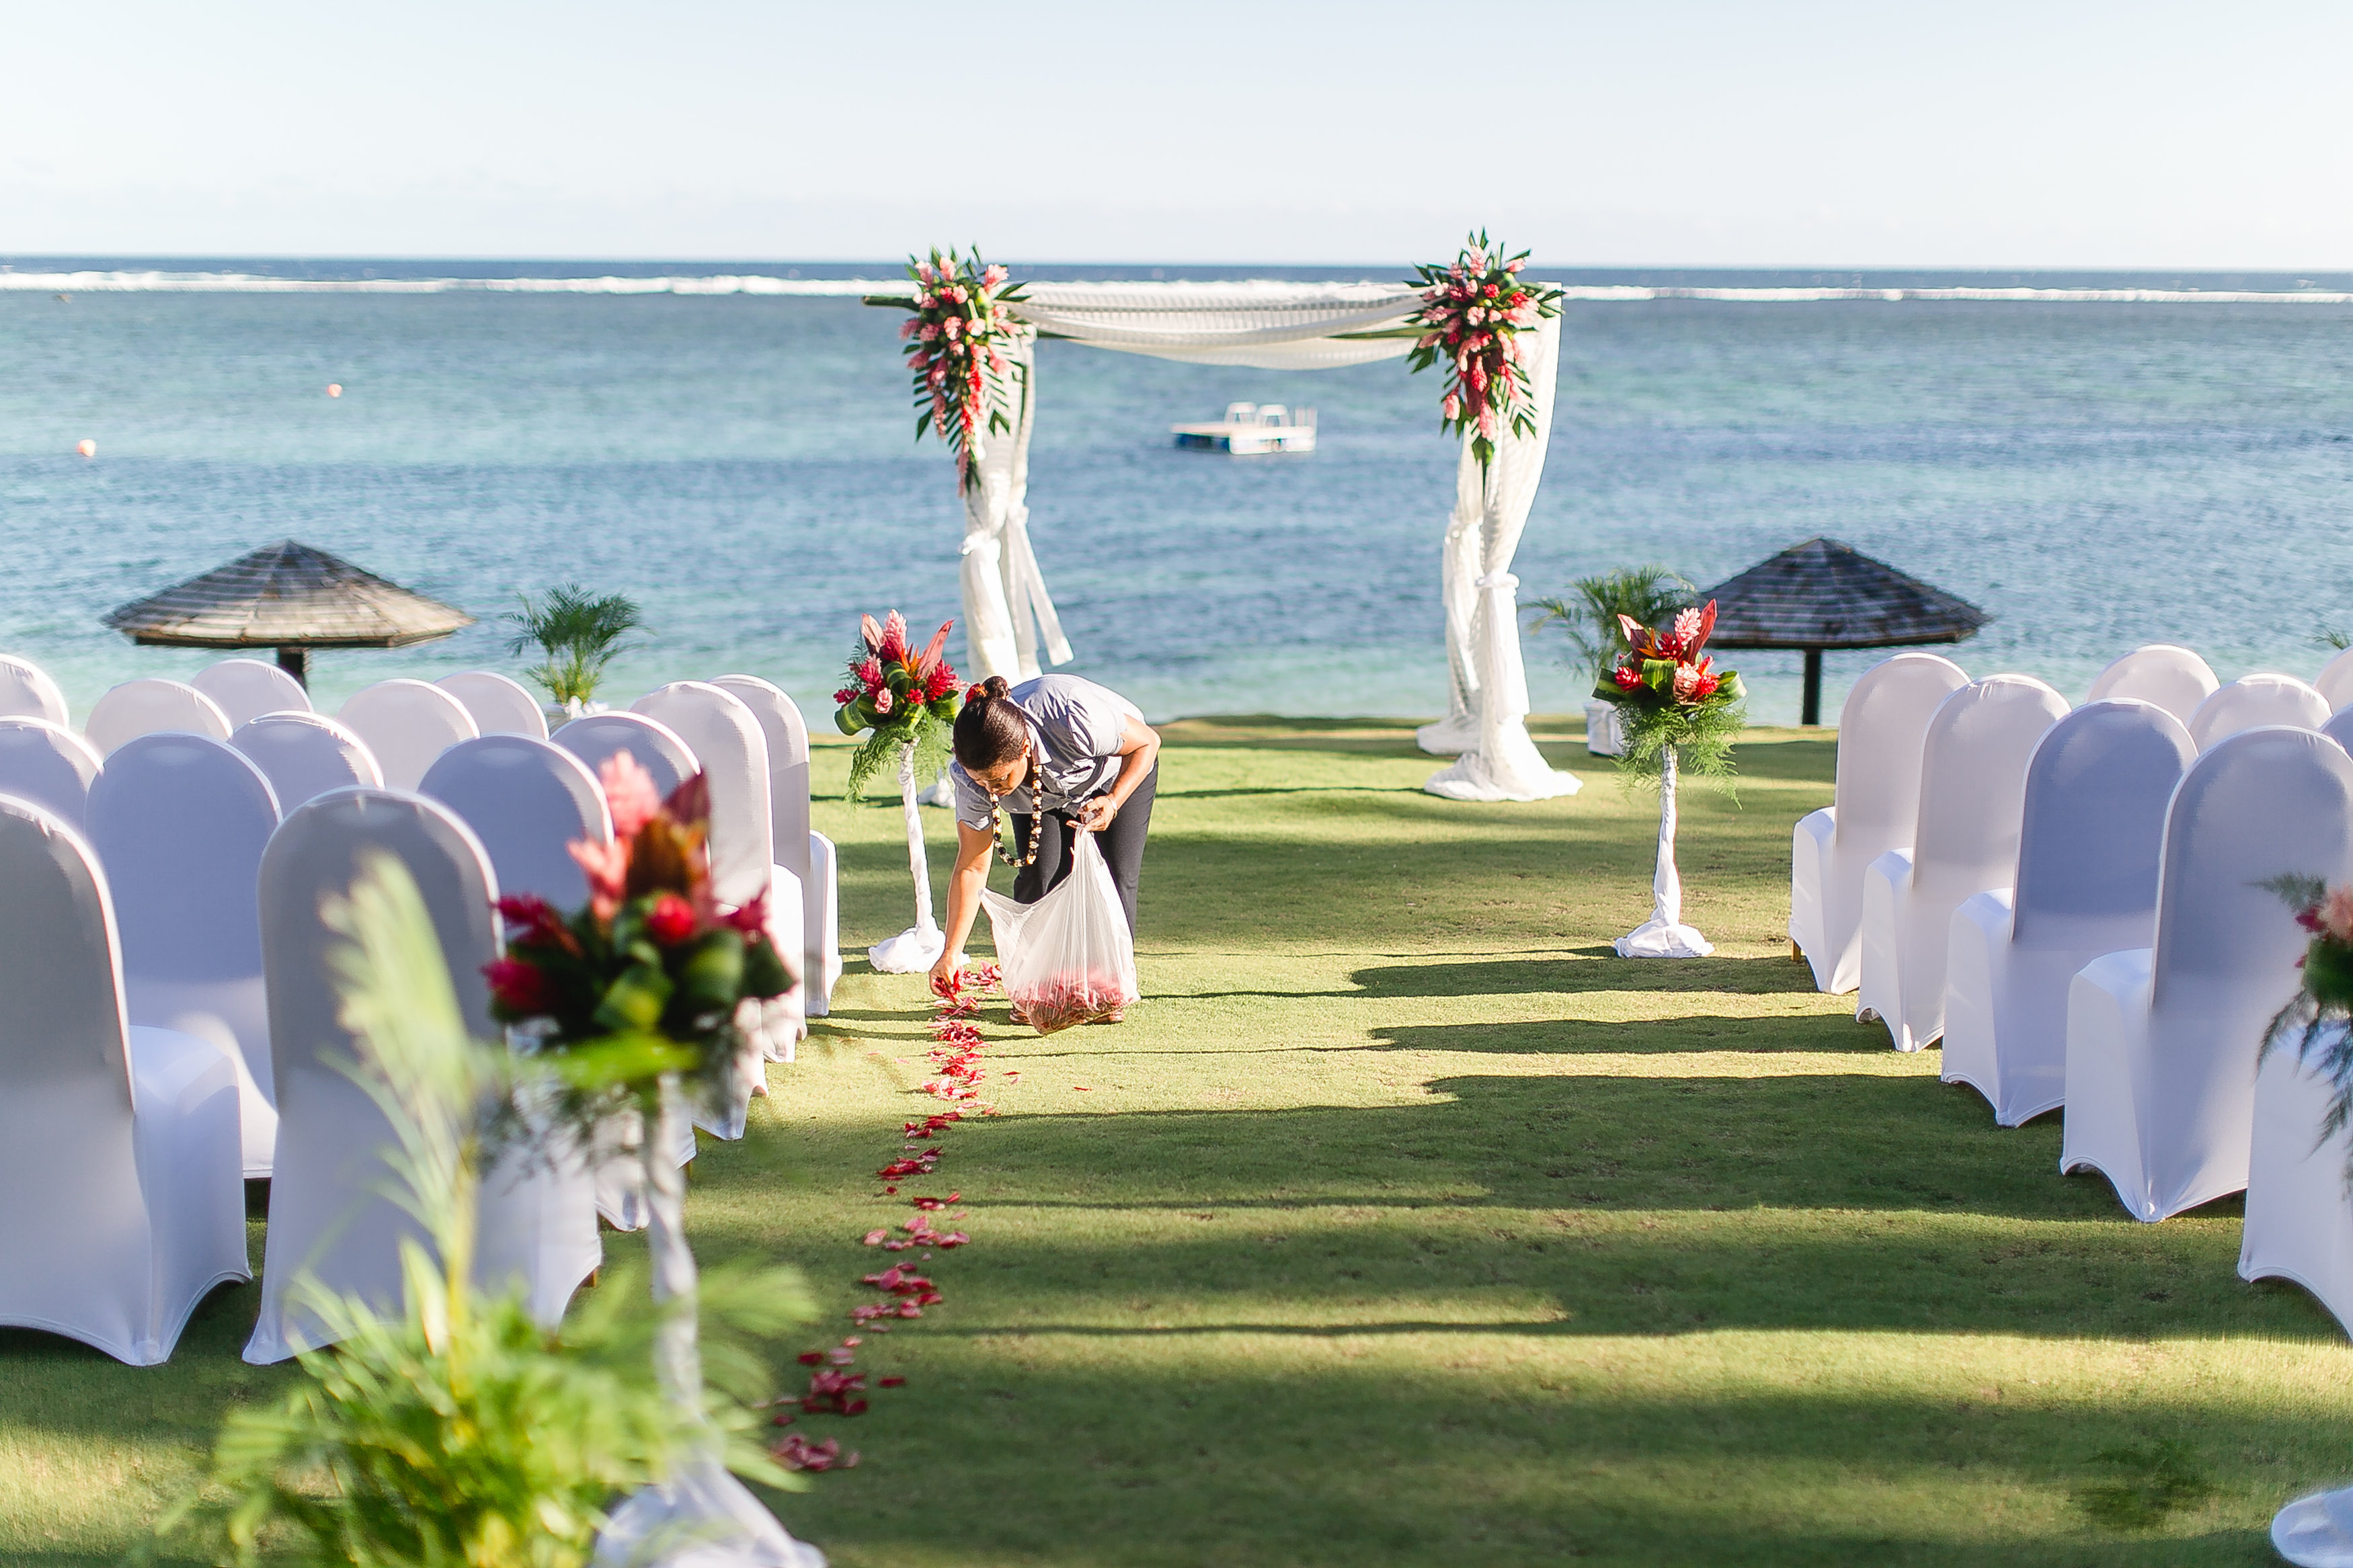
left=1422, top=315, right=1581, bottom=801
left=959, top=334, right=1069, bottom=684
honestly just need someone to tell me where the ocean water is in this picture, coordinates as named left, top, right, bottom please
left=4, top=259, right=2352, bottom=727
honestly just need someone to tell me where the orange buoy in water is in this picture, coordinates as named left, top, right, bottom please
left=75, top=439, right=95, bottom=458
left=326, top=384, right=342, bottom=397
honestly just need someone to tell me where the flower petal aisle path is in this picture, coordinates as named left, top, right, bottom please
left=3, top=717, right=2352, bottom=1564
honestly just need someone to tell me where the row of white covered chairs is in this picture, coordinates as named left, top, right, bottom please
left=0, top=779, right=601, bottom=1366
left=0, top=653, right=840, bottom=1018
left=1789, top=643, right=2353, bottom=1337
left=0, top=667, right=836, bottom=1364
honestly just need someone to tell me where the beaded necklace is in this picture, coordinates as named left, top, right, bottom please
left=986, top=755, right=1049, bottom=868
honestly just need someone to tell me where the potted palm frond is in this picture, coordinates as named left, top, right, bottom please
left=1531, top=566, right=1696, bottom=756
left=508, top=584, right=646, bottom=718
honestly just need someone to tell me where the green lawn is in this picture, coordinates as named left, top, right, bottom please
left=4, top=715, right=2349, bottom=1565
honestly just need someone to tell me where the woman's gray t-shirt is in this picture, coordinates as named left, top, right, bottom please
left=950, top=675, right=1140, bottom=831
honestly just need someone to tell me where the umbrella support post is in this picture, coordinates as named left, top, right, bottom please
left=1801, top=648, right=1822, bottom=727
left=276, top=646, right=311, bottom=689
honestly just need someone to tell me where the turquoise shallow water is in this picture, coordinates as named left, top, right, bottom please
left=3, top=264, right=2352, bottom=725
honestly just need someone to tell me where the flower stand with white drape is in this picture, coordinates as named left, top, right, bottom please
left=1613, top=747, right=1714, bottom=958
left=869, top=743, right=947, bottom=973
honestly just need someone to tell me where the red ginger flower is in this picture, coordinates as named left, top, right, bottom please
left=484, top=957, right=553, bottom=1014
left=645, top=891, right=696, bottom=946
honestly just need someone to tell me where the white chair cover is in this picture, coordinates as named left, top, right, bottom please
left=629, top=682, right=803, bottom=1092
left=631, top=683, right=773, bottom=908
left=2317, top=648, right=2353, bottom=714
left=192, top=658, right=312, bottom=727
left=553, top=711, right=698, bottom=798
left=1859, top=675, right=2069, bottom=1051
left=0, top=796, right=246, bottom=1364
left=2061, top=727, right=2353, bottom=1221
left=437, top=671, right=550, bottom=739
left=0, top=653, right=71, bottom=725
left=336, top=679, right=480, bottom=790
left=0, top=717, right=104, bottom=833
left=1942, top=700, right=2194, bottom=1125
left=87, top=733, right=283, bottom=1178
left=2327, top=707, right=2353, bottom=755
left=84, top=678, right=232, bottom=757
left=2084, top=645, right=2218, bottom=726
left=230, top=711, right=384, bottom=809
left=2186, top=674, right=2329, bottom=752
left=420, top=735, right=611, bottom=907
left=713, top=675, right=839, bottom=1014
left=245, top=788, right=599, bottom=1363
left=2241, top=1025, right=2353, bottom=1335
left=1790, top=652, right=1971, bottom=994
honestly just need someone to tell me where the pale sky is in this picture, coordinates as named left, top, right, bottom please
left=5, top=0, right=2349, bottom=267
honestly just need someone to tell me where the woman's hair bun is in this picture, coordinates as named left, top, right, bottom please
left=980, top=675, right=1010, bottom=700
left=964, top=681, right=990, bottom=704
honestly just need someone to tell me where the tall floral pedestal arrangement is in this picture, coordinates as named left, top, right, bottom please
left=2255, top=879, right=2353, bottom=1565
left=834, top=612, right=963, bottom=973
left=1596, top=600, right=1744, bottom=960
left=484, top=756, right=815, bottom=1566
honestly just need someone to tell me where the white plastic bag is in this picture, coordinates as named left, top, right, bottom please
left=979, top=831, right=1140, bottom=1034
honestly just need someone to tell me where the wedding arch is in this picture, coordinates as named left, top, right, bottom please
left=868, top=245, right=1577, bottom=803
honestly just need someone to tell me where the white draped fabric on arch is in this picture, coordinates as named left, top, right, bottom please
left=877, top=278, right=1579, bottom=803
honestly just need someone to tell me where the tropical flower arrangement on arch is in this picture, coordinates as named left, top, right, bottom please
left=833, top=611, right=963, bottom=803
left=1406, top=231, right=1563, bottom=470
left=1596, top=600, right=1747, bottom=785
left=898, top=247, right=1029, bottom=490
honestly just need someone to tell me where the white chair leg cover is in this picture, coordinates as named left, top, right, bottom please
left=1856, top=850, right=1913, bottom=1039
left=475, top=1113, right=601, bottom=1325
left=2241, top=1030, right=2353, bottom=1336
left=592, top=1110, right=651, bottom=1233
left=1942, top=891, right=2096, bottom=1125
left=130, top=976, right=278, bottom=1178
left=750, top=866, right=806, bottom=1063
left=0, top=1022, right=246, bottom=1365
left=2059, top=950, right=2159, bottom=1216
left=806, top=831, right=841, bottom=1014
left=1788, top=808, right=1835, bottom=976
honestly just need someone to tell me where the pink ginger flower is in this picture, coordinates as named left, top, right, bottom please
left=898, top=319, right=917, bottom=341
left=1506, top=257, right=1525, bottom=272
left=600, top=751, right=664, bottom=839
left=878, top=610, right=909, bottom=660
left=1441, top=393, right=1460, bottom=421
left=567, top=837, right=629, bottom=923
left=873, top=688, right=893, bottom=716
left=1670, top=607, right=1705, bottom=649
left=982, top=263, right=1008, bottom=286
left=854, top=656, right=883, bottom=687
left=919, top=322, right=939, bottom=341
left=916, top=261, right=937, bottom=282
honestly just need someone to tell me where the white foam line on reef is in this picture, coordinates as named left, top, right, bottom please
left=0, top=272, right=904, bottom=295
left=3, top=272, right=2351, bottom=304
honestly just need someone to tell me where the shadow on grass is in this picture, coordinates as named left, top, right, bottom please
left=1344, top=952, right=1827, bottom=1000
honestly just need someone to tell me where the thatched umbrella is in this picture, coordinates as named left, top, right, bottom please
left=1700, top=538, right=1989, bottom=725
left=103, top=540, right=473, bottom=688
